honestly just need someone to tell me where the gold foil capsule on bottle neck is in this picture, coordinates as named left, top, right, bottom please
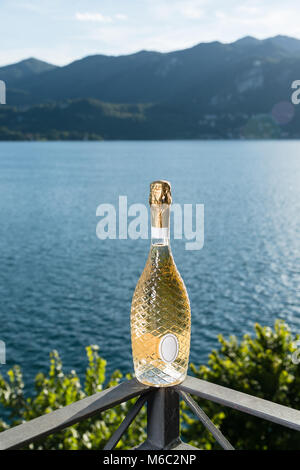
left=149, top=180, right=172, bottom=205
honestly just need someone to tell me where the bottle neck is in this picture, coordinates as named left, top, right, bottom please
left=150, top=204, right=170, bottom=246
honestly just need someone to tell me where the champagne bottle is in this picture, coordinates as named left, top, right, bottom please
left=131, top=180, right=191, bottom=387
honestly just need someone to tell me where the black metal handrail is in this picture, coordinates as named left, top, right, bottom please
left=1, top=375, right=300, bottom=450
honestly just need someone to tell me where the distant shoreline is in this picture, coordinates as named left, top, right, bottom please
left=0, top=137, right=300, bottom=142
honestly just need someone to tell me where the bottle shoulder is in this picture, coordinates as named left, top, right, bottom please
left=133, top=244, right=190, bottom=306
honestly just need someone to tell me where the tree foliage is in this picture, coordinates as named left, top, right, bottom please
left=183, top=320, right=300, bottom=449
left=0, top=346, right=147, bottom=449
left=0, top=321, right=299, bottom=450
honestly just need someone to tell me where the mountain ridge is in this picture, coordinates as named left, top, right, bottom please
left=1, top=35, right=300, bottom=140
left=5, top=35, right=300, bottom=107
left=0, top=58, right=58, bottom=86
left=1, top=34, right=299, bottom=70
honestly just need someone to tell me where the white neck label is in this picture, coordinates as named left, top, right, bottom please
left=151, top=227, right=169, bottom=239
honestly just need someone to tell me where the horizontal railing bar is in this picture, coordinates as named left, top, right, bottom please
left=177, top=376, right=300, bottom=432
left=0, top=379, right=150, bottom=450
left=178, top=390, right=234, bottom=450
left=104, top=392, right=151, bottom=450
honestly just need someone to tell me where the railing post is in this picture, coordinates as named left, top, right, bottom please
left=137, top=388, right=181, bottom=450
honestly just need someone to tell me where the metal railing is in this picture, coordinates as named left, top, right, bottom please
left=1, top=375, right=300, bottom=450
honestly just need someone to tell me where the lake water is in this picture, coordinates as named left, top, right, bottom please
left=0, top=140, right=299, bottom=391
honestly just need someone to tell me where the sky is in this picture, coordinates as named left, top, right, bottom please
left=1, top=0, right=300, bottom=66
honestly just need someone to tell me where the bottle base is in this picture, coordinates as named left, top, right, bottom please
left=135, top=367, right=186, bottom=387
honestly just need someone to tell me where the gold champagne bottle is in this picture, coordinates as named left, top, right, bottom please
left=131, top=181, right=191, bottom=387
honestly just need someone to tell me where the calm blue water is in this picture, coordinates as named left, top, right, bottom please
left=0, top=141, right=299, bottom=393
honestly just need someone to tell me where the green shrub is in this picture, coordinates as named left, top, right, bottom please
left=0, top=346, right=147, bottom=449
left=0, top=320, right=299, bottom=449
left=182, top=320, right=300, bottom=449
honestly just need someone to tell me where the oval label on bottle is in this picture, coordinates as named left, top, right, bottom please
left=159, top=334, right=179, bottom=363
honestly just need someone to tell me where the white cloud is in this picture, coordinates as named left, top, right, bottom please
left=178, top=2, right=204, bottom=19
left=75, top=12, right=113, bottom=23
left=152, top=0, right=206, bottom=20
left=115, top=13, right=128, bottom=21
left=20, top=2, right=42, bottom=12
left=214, top=4, right=300, bottom=41
left=75, top=12, right=128, bottom=24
